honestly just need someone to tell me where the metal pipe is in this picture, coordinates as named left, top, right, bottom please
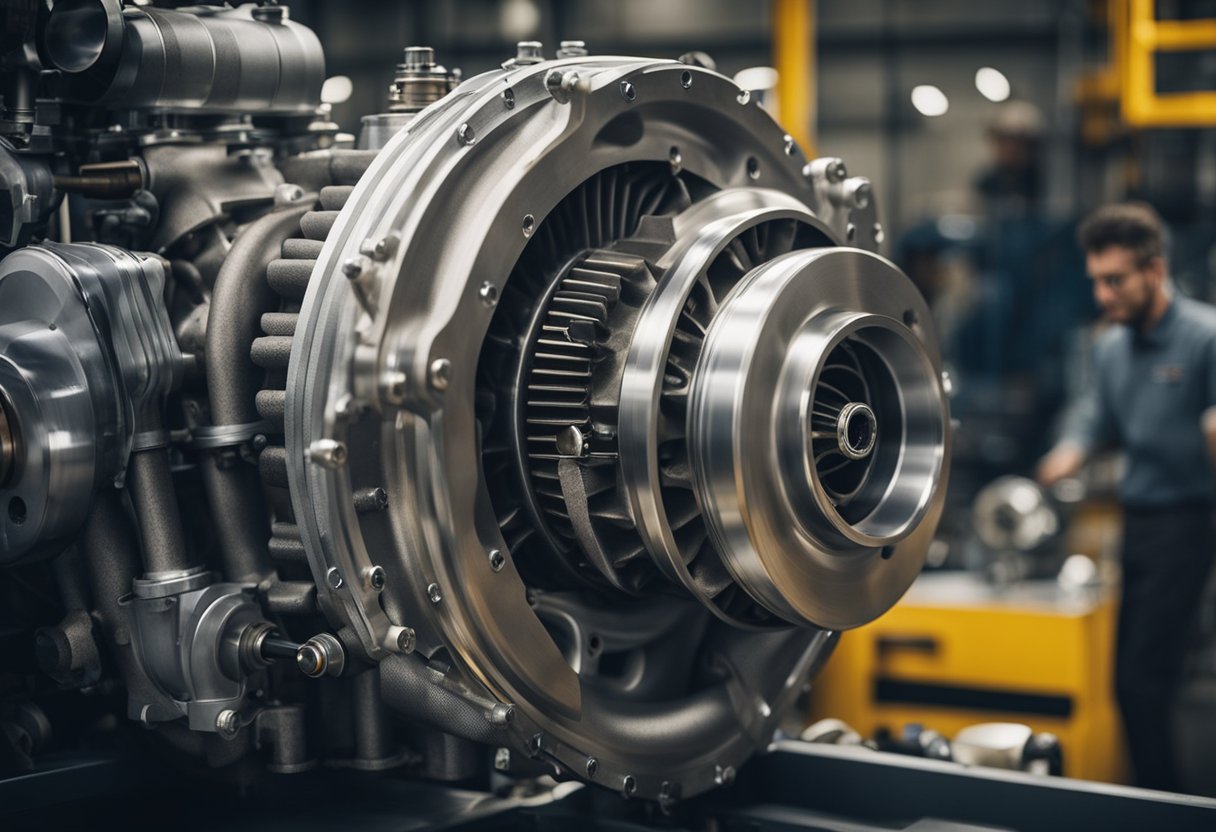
left=203, top=202, right=311, bottom=583
left=773, top=0, right=815, bottom=155
left=353, top=669, right=394, bottom=764
left=126, top=447, right=189, bottom=575
left=379, top=654, right=503, bottom=746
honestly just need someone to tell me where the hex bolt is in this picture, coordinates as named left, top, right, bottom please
left=427, top=582, right=442, bottom=604
left=488, top=548, right=505, bottom=572
left=456, top=123, right=476, bottom=145
left=479, top=281, right=499, bottom=307
left=307, top=439, right=347, bottom=469
left=326, top=566, right=344, bottom=589
left=215, top=709, right=240, bottom=739
left=428, top=358, right=451, bottom=391
left=620, top=81, right=636, bottom=102
left=388, top=625, right=416, bottom=653
left=367, top=565, right=386, bottom=591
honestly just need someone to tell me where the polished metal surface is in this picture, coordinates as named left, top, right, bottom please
left=973, top=475, right=1060, bottom=553
left=689, top=248, right=949, bottom=630
left=283, top=54, right=872, bottom=799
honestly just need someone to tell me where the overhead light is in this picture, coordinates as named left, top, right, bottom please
left=975, top=67, right=1011, bottom=103
left=911, top=85, right=949, bottom=117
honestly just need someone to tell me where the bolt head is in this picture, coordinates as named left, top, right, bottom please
left=395, top=626, right=416, bottom=653
left=619, top=81, right=636, bottom=102
left=494, top=747, right=511, bottom=771
left=326, top=567, right=344, bottom=589
left=428, top=358, right=452, bottom=391
left=427, top=582, right=442, bottom=604
left=341, top=257, right=364, bottom=279
left=216, top=709, right=240, bottom=739
left=736, top=89, right=751, bottom=105
left=488, top=548, right=506, bottom=572
left=622, top=775, right=638, bottom=796
left=586, top=757, right=599, bottom=777
left=368, top=566, right=386, bottom=591
left=873, top=223, right=886, bottom=245
left=456, top=123, right=476, bottom=145
left=501, top=87, right=515, bottom=109
left=479, top=281, right=499, bottom=307
left=307, top=439, right=347, bottom=469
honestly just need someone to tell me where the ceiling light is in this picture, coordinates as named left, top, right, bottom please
left=911, top=85, right=949, bottom=117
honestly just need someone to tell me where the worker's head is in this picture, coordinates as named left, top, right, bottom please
left=1078, top=202, right=1168, bottom=328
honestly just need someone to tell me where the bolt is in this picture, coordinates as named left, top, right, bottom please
left=382, top=370, right=407, bottom=404
left=515, top=41, right=544, bottom=64
left=669, top=147, right=683, bottom=175
left=873, top=223, right=886, bottom=245
left=428, top=358, right=451, bottom=391
left=803, top=157, right=847, bottom=183
left=326, top=566, right=344, bottom=589
left=488, top=548, right=505, bottom=572
left=403, top=46, right=435, bottom=70
left=456, top=123, right=476, bottom=145
left=557, top=40, right=588, bottom=58
left=623, top=775, right=638, bottom=796
left=586, top=757, right=599, bottom=777
left=502, top=87, right=515, bottom=109
left=619, top=81, right=636, bottom=102
left=216, top=709, right=240, bottom=739
left=489, top=703, right=515, bottom=726
left=494, top=747, right=512, bottom=771
left=297, top=633, right=345, bottom=678
left=783, top=134, right=796, bottom=156
left=341, top=257, right=364, bottom=279
left=479, top=281, right=499, bottom=307
left=841, top=176, right=872, bottom=210
left=307, top=439, right=347, bottom=469
left=360, top=235, right=397, bottom=261
left=427, top=582, right=442, bottom=604
left=846, top=223, right=857, bottom=242
left=274, top=183, right=305, bottom=205
left=714, top=764, right=736, bottom=786
left=521, top=214, right=535, bottom=237
left=680, top=70, right=693, bottom=89
left=367, top=565, right=386, bottom=591
left=390, top=625, right=416, bottom=653
left=737, top=89, right=751, bottom=105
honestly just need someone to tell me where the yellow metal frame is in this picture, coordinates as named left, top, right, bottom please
left=1121, top=0, right=1216, bottom=127
left=773, top=0, right=815, bottom=157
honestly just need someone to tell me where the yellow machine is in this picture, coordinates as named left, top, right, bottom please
left=809, top=572, right=1129, bottom=783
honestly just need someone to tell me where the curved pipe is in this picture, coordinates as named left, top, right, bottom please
left=203, top=202, right=312, bottom=582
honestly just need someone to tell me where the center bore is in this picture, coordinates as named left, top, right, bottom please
left=837, top=402, right=877, bottom=460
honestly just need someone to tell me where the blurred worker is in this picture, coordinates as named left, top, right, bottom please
left=1037, top=203, right=1216, bottom=792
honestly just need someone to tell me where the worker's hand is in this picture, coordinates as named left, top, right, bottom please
left=1036, top=444, right=1084, bottom=488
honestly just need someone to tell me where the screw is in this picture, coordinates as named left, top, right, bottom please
left=367, top=566, right=386, bottom=591
left=326, top=567, right=344, bottom=589
left=737, top=89, right=751, bottom=105
left=489, top=703, right=514, bottom=726
left=521, top=214, right=535, bottom=237
left=586, top=757, right=599, bottom=777
left=846, top=223, right=857, bottom=242
left=427, top=582, right=442, bottom=604
left=783, top=134, right=796, bottom=156
left=488, top=548, right=505, bottom=572
left=307, top=439, right=347, bottom=469
left=842, top=176, right=872, bottom=209
left=479, top=281, right=499, bottom=307
left=360, top=235, right=397, bottom=261
left=623, top=775, right=637, bottom=796
left=620, top=81, right=636, bottom=102
left=502, top=87, right=515, bottom=109
left=680, top=70, right=693, bottom=89
left=428, top=358, right=451, bottom=391
left=216, top=709, right=240, bottom=739
left=456, top=123, right=476, bottom=145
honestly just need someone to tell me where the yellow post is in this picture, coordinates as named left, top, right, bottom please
left=773, top=0, right=815, bottom=157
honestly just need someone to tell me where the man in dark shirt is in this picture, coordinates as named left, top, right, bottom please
left=1038, top=202, right=1216, bottom=791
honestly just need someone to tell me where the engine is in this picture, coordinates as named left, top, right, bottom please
left=0, top=1, right=949, bottom=803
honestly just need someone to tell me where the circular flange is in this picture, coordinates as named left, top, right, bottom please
left=688, top=247, right=950, bottom=630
